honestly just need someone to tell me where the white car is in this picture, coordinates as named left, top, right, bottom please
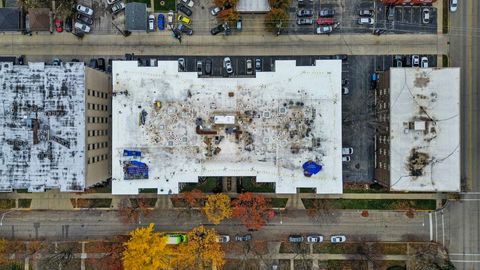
left=76, top=4, right=93, bottom=16
left=74, top=22, right=91, bottom=33
left=307, top=235, right=323, bottom=243
left=412, top=55, right=420, bottom=67
left=342, top=147, right=353, bottom=155
left=357, top=17, right=374, bottom=25
left=148, top=14, right=155, bottom=32
left=210, top=7, right=221, bottom=16
left=342, top=156, right=351, bottom=162
left=421, top=57, right=428, bottom=68
left=224, top=57, right=233, bottom=74
left=181, top=0, right=194, bottom=8
left=167, top=10, right=174, bottom=25
left=342, top=87, right=349, bottom=95
left=450, top=0, right=458, bottom=12
left=216, top=235, right=230, bottom=243
left=422, top=8, right=430, bottom=24
left=106, top=0, right=119, bottom=4
left=331, top=235, right=346, bottom=243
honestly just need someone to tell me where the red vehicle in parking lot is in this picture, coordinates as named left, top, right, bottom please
left=316, top=17, right=336, bottom=25
left=54, top=19, right=63, bottom=32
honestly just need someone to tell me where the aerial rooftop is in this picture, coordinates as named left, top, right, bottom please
left=112, top=60, right=342, bottom=194
left=389, top=67, right=460, bottom=192
left=0, top=62, right=86, bottom=192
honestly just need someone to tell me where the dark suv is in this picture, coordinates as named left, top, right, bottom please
left=288, top=235, right=304, bottom=243
left=177, top=3, right=192, bottom=16
left=210, top=24, right=225, bottom=35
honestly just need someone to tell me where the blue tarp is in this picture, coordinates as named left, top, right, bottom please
left=303, top=161, right=322, bottom=176
left=123, top=149, right=142, bottom=157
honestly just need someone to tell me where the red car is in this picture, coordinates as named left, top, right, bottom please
left=54, top=19, right=63, bottom=32
left=316, top=17, right=336, bottom=25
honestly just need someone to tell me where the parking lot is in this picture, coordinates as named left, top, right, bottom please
left=377, top=3, right=437, bottom=34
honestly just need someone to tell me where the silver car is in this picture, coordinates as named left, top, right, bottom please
left=224, top=57, right=233, bottom=74
left=76, top=4, right=93, bottom=16
left=331, top=235, right=346, bottom=243
left=74, top=22, right=91, bottom=33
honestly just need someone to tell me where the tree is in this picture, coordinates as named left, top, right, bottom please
left=217, top=8, right=239, bottom=24
left=306, top=199, right=337, bottom=223
left=268, top=0, right=291, bottom=10
left=172, top=189, right=204, bottom=219
left=232, top=193, right=275, bottom=230
left=174, top=226, right=225, bottom=270
left=123, top=224, right=177, bottom=270
left=117, top=197, right=152, bottom=224
left=214, top=0, right=238, bottom=8
left=203, top=194, right=232, bottom=225
left=408, top=243, right=455, bottom=270
left=264, top=8, right=289, bottom=32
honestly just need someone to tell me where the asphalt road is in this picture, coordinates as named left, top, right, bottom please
left=0, top=209, right=429, bottom=243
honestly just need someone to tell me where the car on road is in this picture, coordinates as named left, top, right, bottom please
left=76, top=13, right=93, bottom=25
left=177, top=14, right=191, bottom=25
left=235, top=234, right=252, bottom=241
left=296, top=18, right=314, bottom=25
left=255, top=58, right=262, bottom=71
left=450, top=0, right=458, bottom=12
left=224, top=57, right=233, bottom=74
left=297, top=9, right=313, bottom=17
left=319, top=8, right=335, bottom=17
left=157, top=14, right=165, bottom=30
left=342, top=156, right=351, bottom=162
left=288, top=235, right=304, bottom=243
left=111, top=2, right=125, bottom=14
left=421, top=56, right=429, bottom=68
left=359, top=9, right=374, bottom=17
left=148, top=14, right=155, bottom=31
left=177, top=23, right=193, bottom=35
left=210, top=6, right=221, bottom=16
left=74, top=22, right=91, bottom=33
left=54, top=19, right=63, bottom=32
left=205, top=59, right=212, bottom=75
left=178, top=58, right=185, bottom=71
left=316, top=25, right=333, bottom=34
left=307, top=235, right=324, bottom=243
left=357, top=17, right=374, bottom=25
left=216, top=235, right=230, bottom=243
left=316, top=17, right=336, bottom=25
left=331, top=235, right=346, bottom=243
left=422, top=8, right=430, bottom=24
left=181, top=0, right=194, bottom=8
left=246, top=59, right=253, bottom=75
left=412, top=55, right=420, bottom=67
left=76, top=4, right=93, bottom=16
left=342, top=147, right=353, bottom=155
left=210, top=24, right=225, bottom=35
left=177, top=3, right=192, bottom=16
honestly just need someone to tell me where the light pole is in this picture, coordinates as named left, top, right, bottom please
left=0, top=210, right=16, bottom=226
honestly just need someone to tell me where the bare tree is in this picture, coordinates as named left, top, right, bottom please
left=306, top=199, right=337, bottom=223
left=408, top=243, right=455, bottom=270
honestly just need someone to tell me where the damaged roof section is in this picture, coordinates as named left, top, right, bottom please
left=389, top=68, right=460, bottom=192
left=0, top=62, right=86, bottom=192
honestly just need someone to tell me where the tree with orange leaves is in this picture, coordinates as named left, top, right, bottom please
left=173, top=189, right=205, bottom=219
left=117, top=197, right=152, bottom=224
left=203, top=193, right=232, bottom=225
left=232, top=193, right=275, bottom=230
left=217, top=8, right=239, bottom=24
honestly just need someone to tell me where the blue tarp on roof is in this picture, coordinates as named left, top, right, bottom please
left=302, top=161, right=322, bottom=176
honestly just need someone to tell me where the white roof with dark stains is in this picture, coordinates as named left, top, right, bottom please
left=389, top=68, right=460, bottom=192
left=236, top=0, right=271, bottom=12
left=111, top=60, right=342, bottom=194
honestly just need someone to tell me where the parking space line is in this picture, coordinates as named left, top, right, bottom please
left=429, top=212, right=433, bottom=241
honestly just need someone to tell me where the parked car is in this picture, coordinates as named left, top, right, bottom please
left=97, top=58, right=106, bottom=71
left=18, top=55, right=24, bottom=65
left=167, top=10, right=174, bottom=25
left=107, top=0, right=119, bottom=4
left=205, top=59, right=212, bottom=75
left=412, top=55, right=420, bottom=67
left=235, top=234, right=252, bottom=241
left=342, top=87, right=349, bottom=95
left=210, top=24, right=225, bottom=35
left=255, top=58, right=262, bottom=71
left=316, top=17, right=336, bottom=25
left=157, top=14, right=165, bottom=30
left=54, top=19, right=63, bottom=32
left=178, top=58, right=185, bottom=71
left=210, top=6, right=221, bottom=16
left=316, top=25, right=333, bottom=34
left=342, top=156, right=351, bottom=162
left=74, top=22, right=91, bottom=33
left=177, top=3, right=192, bottom=16
left=52, top=58, right=62, bottom=66
left=422, top=8, right=430, bottom=24
left=342, top=79, right=348, bottom=86
left=342, top=147, right=353, bottom=155
left=236, top=17, right=242, bottom=31
left=64, top=17, right=72, bottom=32
left=76, top=4, right=93, bottom=16
left=331, top=235, right=347, bottom=243
left=359, top=9, right=374, bottom=17
left=334, top=54, right=348, bottom=60
left=89, top=58, right=98, bottom=69
left=111, top=2, right=125, bottom=14
left=216, top=235, right=230, bottom=243
left=387, top=6, right=395, bottom=21
left=394, top=55, right=403, bottom=67
left=307, top=235, right=324, bottom=243
left=246, top=59, right=253, bottom=75
left=196, top=60, right=202, bottom=75
left=296, top=18, right=314, bottom=25
left=181, top=0, right=194, bottom=8
left=319, top=8, right=335, bottom=17
left=177, top=23, right=193, bottom=35
left=297, top=9, right=313, bottom=17
left=421, top=56, right=428, bottom=68
left=288, top=235, right=304, bottom=243
left=357, top=17, right=374, bottom=25
left=76, top=13, right=93, bottom=25
left=148, top=14, right=155, bottom=31
left=177, top=14, right=191, bottom=25
left=450, top=0, right=458, bottom=12
left=224, top=57, right=233, bottom=74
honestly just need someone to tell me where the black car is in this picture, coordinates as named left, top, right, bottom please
left=76, top=14, right=93, bottom=25
left=89, top=58, right=98, bottom=69
left=177, top=3, right=192, bottom=16
left=177, top=23, right=193, bottom=35
left=97, top=58, right=106, bottom=71
left=125, top=53, right=134, bottom=60
left=205, top=59, right=212, bottom=75
left=18, top=55, right=24, bottom=65
left=210, top=24, right=225, bottom=35
left=64, top=17, right=73, bottom=32
left=235, top=234, right=252, bottom=241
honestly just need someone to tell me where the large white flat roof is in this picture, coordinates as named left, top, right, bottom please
left=112, top=60, right=342, bottom=194
left=389, top=68, right=460, bottom=192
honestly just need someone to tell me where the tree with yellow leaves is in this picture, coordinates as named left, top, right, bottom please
left=174, top=226, right=225, bottom=270
left=123, top=224, right=177, bottom=270
left=203, top=194, right=232, bottom=225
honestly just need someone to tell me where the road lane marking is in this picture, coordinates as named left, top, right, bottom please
left=450, top=253, right=480, bottom=256
left=451, top=260, right=480, bottom=263
left=441, top=211, right=445, bottom=245
left=429, top=212, right=433, bottom=241
left=459, top=199, right=480, bottom=201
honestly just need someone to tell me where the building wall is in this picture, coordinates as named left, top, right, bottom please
left=374, top=71, right=390, bottom=187
left=85, top=67, right=112, bottom=187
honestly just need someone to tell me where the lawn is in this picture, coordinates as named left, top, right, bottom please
left=180, top=177, right=223, bottom=193
left=237, top=177, right=276, bottom=193
left=271, top=198, right=288, bottom=208
left=71, top=199, right=112, bottom=208
left=279, top=242, right=310, bottom=254
left=0, top=199, right=15, bottom=209
left=313, top=243, right=359, bottom=254
left=302, top=199, right=436, bottom=210
left=154, top=0, right=176, bottom=12
left=371, top=243, right=407, bottom=255
left=326, top=260, right=368, bottom=270
left=18, top=199, right=32, bottom=208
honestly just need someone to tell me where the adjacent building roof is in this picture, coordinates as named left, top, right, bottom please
left=389, top=68, right=460, bottom=192
left=0, top=62, right=86, bottom=192
left=111, top=60, right=343, bottom=195
left=0, top=8, right=21, bottom=31
left=125, top=3, right=147, bottom=31
left=28, top=8, right=50, bottom=31
left=236, top=0, right=271, bottom=12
